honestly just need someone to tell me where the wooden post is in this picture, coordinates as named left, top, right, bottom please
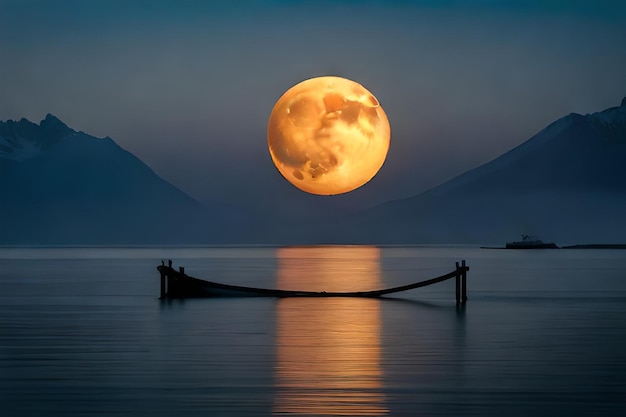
left=168, top=259, right=172, bottom=268
left=179, top=267, right=185, bottom=275
left=455, top=262, right=461, bottom=304
left=160, top=269, right=167, bottom=299
left=461, top=259, right=468, bottom=303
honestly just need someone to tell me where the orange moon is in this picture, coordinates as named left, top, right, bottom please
left=267, top=76, right=391, bottom=195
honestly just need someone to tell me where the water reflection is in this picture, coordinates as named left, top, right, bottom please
left=273, top=246, right=387, bottom=416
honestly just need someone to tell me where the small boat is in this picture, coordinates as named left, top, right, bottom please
left=505, top=234, right=558, bottom=249
left=157, top=260, right=469, bottom=300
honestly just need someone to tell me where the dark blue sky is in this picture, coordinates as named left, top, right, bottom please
left=1, top=0, right=625, bottom=219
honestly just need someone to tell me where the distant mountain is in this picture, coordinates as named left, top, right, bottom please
left=0, top=114, right=241, bottom=244
left=333, top=97, right=626, bottom=244
left=5, top=99, right=625, bottom=246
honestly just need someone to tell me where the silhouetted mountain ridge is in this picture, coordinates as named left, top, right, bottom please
left=0, top=114, right=240, bottom=244
left=330, top=97, right=626, bottom=244
left=3, top=98, right=625, bottom=245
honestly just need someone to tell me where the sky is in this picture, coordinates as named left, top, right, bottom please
left=1, top=0, right=625, bottom=221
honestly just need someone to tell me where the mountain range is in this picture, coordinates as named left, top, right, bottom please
left=0, top=115, right=241, bottom=244
left=1, top=97, right=625, bottom=245
left=331, top=97, right=626, bottom=245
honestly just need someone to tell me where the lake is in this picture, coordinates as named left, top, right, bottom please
left=1, top=246, right=625, bottom=416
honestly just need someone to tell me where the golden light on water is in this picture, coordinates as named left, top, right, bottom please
left=273, top=246, right=387, bottom=415
left=267, top=76, right=391, bottom=195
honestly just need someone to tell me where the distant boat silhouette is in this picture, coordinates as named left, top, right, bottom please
left=505, top=234, right=558, bottom=249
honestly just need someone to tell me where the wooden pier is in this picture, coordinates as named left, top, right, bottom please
left=158, top=259, right=469, bottom=302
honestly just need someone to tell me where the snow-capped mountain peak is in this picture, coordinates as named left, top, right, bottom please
left=0, top=114, right=76, bottom=161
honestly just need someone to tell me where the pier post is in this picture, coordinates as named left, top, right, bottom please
left=461, top=260, right=468, bottom=302
left=160, top=269, right=167, bottom=299
left=455, top=262, right=461, bottom=304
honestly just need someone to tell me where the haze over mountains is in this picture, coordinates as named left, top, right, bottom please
left=1, top=98, right=625, bottom=245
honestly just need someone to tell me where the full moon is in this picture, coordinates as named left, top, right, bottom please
left=267, top=76, right=391, bottom=195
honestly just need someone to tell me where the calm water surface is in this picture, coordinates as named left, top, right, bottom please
left=0, top=246, right=625, bottom=416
